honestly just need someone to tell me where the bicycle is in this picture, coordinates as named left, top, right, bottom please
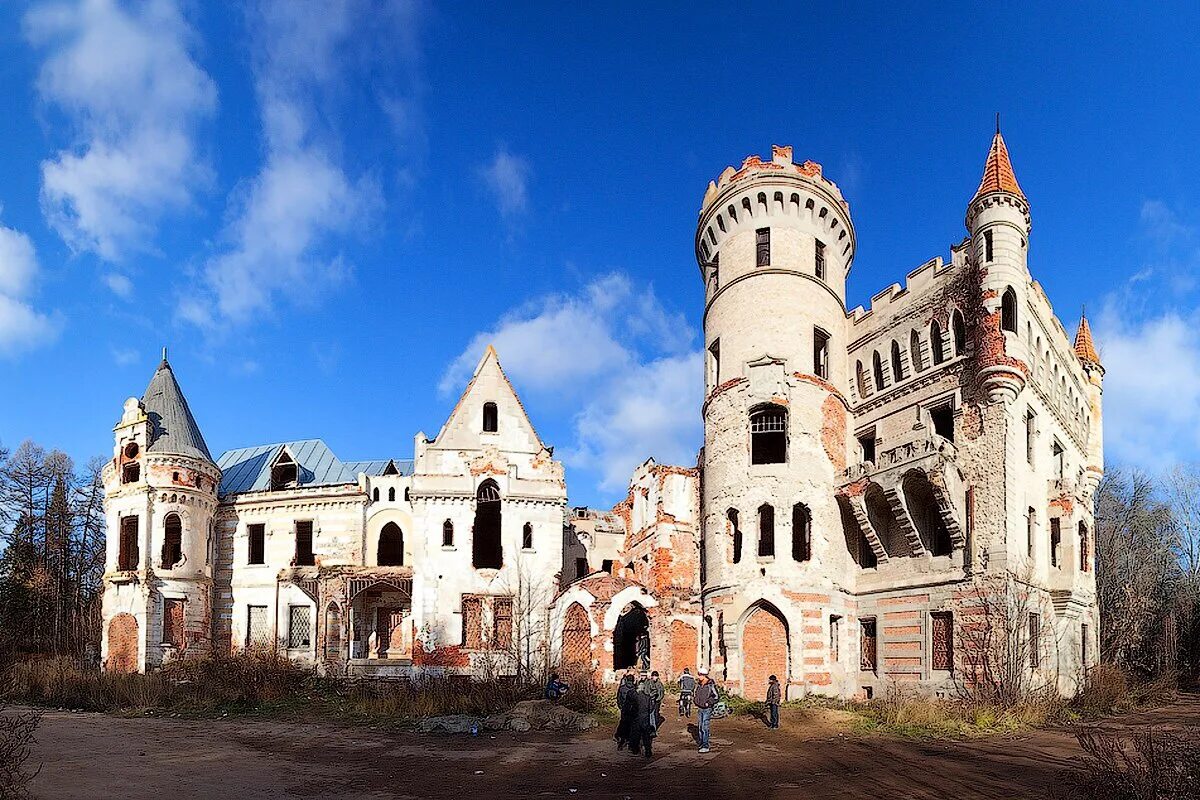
left=678, top=691, right=693, bottom=717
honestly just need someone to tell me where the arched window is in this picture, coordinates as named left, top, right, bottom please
left=1001, top=287, right=1018, bottom=333
left=1079, top=522, right=1090, bottom=572
left=872, top=351, right=885, bottom=391
left=930, top=320, right=945, bottom=365
left=482, top=402, right=498, bottom=433
left=119, top=515, right=139, bottom=570
left=378, top=522, right=404, bottom=565
left=404, top=487, right=410, bottom=502
left=910, top=330, right=925, bottom=372
left=792, top=503, right=811, bottom=562
left=952, top=310, right=967, bottom=355
left=442, top=519, right=454, bottom=547
left=372, top=487, right=379, bottom=501
left=891, top=341, right=903, bottom=384
left=728, top=508, right=742, bottom=564
left=758, top=504, right=775, bottom=557
left=522, top=522, right=533, bottom=550
left=162, top=513, right=182, bottom=568
left=472, top=480, right=502, bottom=569
left=855, top=360, right=867, bottom=397
left=749, top=405, right=787, bottom=464
left=388, top=487, right=396, bottom=502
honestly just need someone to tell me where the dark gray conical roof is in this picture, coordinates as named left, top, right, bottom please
left=141, top=358, right=213, bottom=462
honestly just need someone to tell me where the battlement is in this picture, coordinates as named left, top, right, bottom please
left=701, top=144, right=849, bottom=215
left=848, top=246, right=966, bottom=326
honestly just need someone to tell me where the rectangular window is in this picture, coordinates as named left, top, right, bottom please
left=163, top=598, right=185, bottom=647
left=1051, top=440, right=1065, bottom=480
left=493, top=597, right=513, bottom=650
left=756, top=228, right=770, bottom=267
left=288, top=605, right=312, bottom=650
left=247, top=605, right=270, bottom=648
left=758, top=505, right=775, bottom=557
left=118, top=515, right=139, bottom=571
left=965, top=486, right=975, bottom=568
left=601, top=559, right=614, bottom=574
left=829, top=614, right=841, bottom=663
left=1028, top=613, right=1041, bottom=669
left=930, top=403, right=955, bottom=443
left=1025, top=409, right=1037, bottom=465
left=462, top=596, right=483, bottom=649
left=860, top=619, right=877, bottom=672
left=1026, top=508, right=1036, bottom=558
left=1050, top=518, right=1062, bottom=568
left=858, top=430, right=876, bottom=463
left=707, top=339, right=720, bottom=387
left=984, top=230, right=994, bottom=262
left=931, top=611, right=953, bottom=671
left=813, top=328, right=830, bottom=379
left=295, top=520, right=314, bottom=566
left=1081, top=623, right=1090, bottom=667
left=815, top=239, right=826, bottom=280
left=575, top=557, right=588, bottom=579
left=710, top=253, right=719, bottom=289
left=248, top=523, right=265, bottom=565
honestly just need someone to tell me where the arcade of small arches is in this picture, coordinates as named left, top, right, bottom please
left=854, top=306, right=969, bottom=402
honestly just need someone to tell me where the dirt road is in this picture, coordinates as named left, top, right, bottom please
left=21, top=696, right=1200, bottom=799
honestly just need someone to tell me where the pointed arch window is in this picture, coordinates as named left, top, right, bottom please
left=758, top=504, right=775, bottom=557
left=891, top=341, right=903, bottom=384
left=162, top=513, right=182, bottom=568
left=482, top=402, right=498, bottom=433
left=931, top=320, right=946, bottom=365
left=952, top=310, right=967, bottom=355
left=855, top=360, right=868, bottom=397
left=872, top=351, right=885, bottom=392
left=522, top=522, right=533, bottom=550
left=388, top=487, right=396, bottom=502
left=473, top=479, right=502, bottom=569
left=749, top=404, right=787, bottom=464
left=1001, top=287, right=1018, bottom=333
left=910, top=330, right=925, bottom=372
left=792, top=503, right=812, bottom=562
left=442, top=519, right=454, bottom=547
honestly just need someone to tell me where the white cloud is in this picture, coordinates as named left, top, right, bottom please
left=183, top=0, right=418, bottom=329
left=0, top=221, right=59, bottom=357
left=25, top=0, right=216, bottom=260
left=111, top=346, right=138, bottom=366
left=480, top=148, right=531, bottom=219
left=103, top=272, right=133, bottom=298
left=441, top=273, right=701, bottom=497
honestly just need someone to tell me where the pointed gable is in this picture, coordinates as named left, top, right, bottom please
left=432, top=346, right=547, bottom=453
left=141, top=358, right=212, bottom=462
left=972, top=130, right=1025, bottom=203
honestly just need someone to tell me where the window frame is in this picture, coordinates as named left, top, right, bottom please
left=755, top=227, right=771, bottom=267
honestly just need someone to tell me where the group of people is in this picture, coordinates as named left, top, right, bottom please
left=614, top=666, right=723, bottom=757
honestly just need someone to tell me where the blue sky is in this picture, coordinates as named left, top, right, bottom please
left=2, top=1, right=1199, bottom=507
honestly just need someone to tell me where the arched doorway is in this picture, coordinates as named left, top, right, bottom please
left=562, top=603, right=591, bottom=666
left=613, top=603, right=649, bottom=670
left=742, top=603, right=788, bottom=701
left=107, top=613, right=139, bottom=674
left=377, top=522, right=404, bottom=566
left=473, top=480, right=502, bottom=569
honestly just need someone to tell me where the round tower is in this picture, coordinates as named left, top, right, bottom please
left=965, top=122, right=1032, bottom=403
left=696, top=145, right=857, bottom=699
left=101, top=353, right=220, bottom=672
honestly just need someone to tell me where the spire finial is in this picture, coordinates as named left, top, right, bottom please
left=995, top=112, right=1001, bottom=135
left=162, top=346, right=168, bottom=362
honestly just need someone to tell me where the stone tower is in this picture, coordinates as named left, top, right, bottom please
left=100, top=354, right=221, bottom=672
left=695, top=146, right=858, bottom=699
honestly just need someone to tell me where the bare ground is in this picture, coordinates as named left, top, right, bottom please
left=20, top=695, right=1200, bottom=799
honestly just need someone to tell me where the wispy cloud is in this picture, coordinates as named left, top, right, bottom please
left=0, top=217, right=60, bottom=357
left=103, top=272, right=133, bottom=298
left=480, top=148, right=531, bottom=220
left=182, top=0, right=423, bottom=331
left=441, top=273, right=701, bottom=496
left=1096, top=199, right=1200, bottom=470
left=25, top=0, right=216, bottom=261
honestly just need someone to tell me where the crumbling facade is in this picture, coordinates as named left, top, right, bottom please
left=101, top=130, right=1102, bottom=700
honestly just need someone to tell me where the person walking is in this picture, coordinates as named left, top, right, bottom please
left=766, top=674, right=782, bottom=729
left=677, top=667, right=696, bottom=718
left=628, top=680, right=657, bottom=759
left=693, top=667, right=720, bottom=753
left=645, top=671, right=665, bottom=733
left=614, top=671, right=636, bottom=750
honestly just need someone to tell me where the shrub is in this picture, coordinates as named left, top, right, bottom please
left=1052, top=727, right=1200, bottom=800
left=0, top=703, right=41, bottom=799
left=1071, top=664, right=1178, bottom=719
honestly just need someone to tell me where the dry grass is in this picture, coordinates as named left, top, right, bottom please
left=0, top=702, right=41, bottom=800
left=1051, top=726, right=1200, bottom=800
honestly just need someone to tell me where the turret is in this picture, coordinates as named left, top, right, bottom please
left=966, top=122, right=1032, bottom=403
left=1074, top=312, right=1105, bottom=493
left=101, top=351, right=220, bottom=671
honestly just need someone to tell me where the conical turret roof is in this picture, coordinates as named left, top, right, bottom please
left=972, top=129, right=1025, bottom=203
left=141, top=357, right=213, bottom=462
left=1074, top=312, right=1101, bottom=366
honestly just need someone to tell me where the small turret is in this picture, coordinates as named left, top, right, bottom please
left=1074, top=312, right=1105, bottom=493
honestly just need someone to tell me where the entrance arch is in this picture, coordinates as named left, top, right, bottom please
left=613, top=603, right=649, bottom=670
left=107, top=613, right=139, bottom=674
left=741, top=602, right=788, bottom=701
left=562, top=603, right=591, bottom=666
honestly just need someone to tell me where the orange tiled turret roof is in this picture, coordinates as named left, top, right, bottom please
left=972, top=130, right=1025, bottom=202
left=1074, top=312, right=1101, bottom=366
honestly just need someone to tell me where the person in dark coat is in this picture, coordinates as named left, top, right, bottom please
left=627, top=682, right=656, bottom=758
left=766, top=674, right=782, bottom=729
left=614, top=671, right=636, bottom=750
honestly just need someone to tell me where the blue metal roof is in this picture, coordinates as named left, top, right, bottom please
left=216, top=441, right=413, bottom=498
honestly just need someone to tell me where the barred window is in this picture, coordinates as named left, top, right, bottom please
left=247, top=605, right=270, bottom=648
left=756, top=228, right=770, bottom=267
left=860, top=619, right=877, bottom=672
left=462, top=596, right=483, bottom=649
left=815, top=239, right=826, bottom=280
left=288, top=605, right=312, bottom=650
left=1028, top=612, right=1041, bottom=668
left=750, top=405, right=787, bottom=464
left=931, top=611, right=953, bottom=671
